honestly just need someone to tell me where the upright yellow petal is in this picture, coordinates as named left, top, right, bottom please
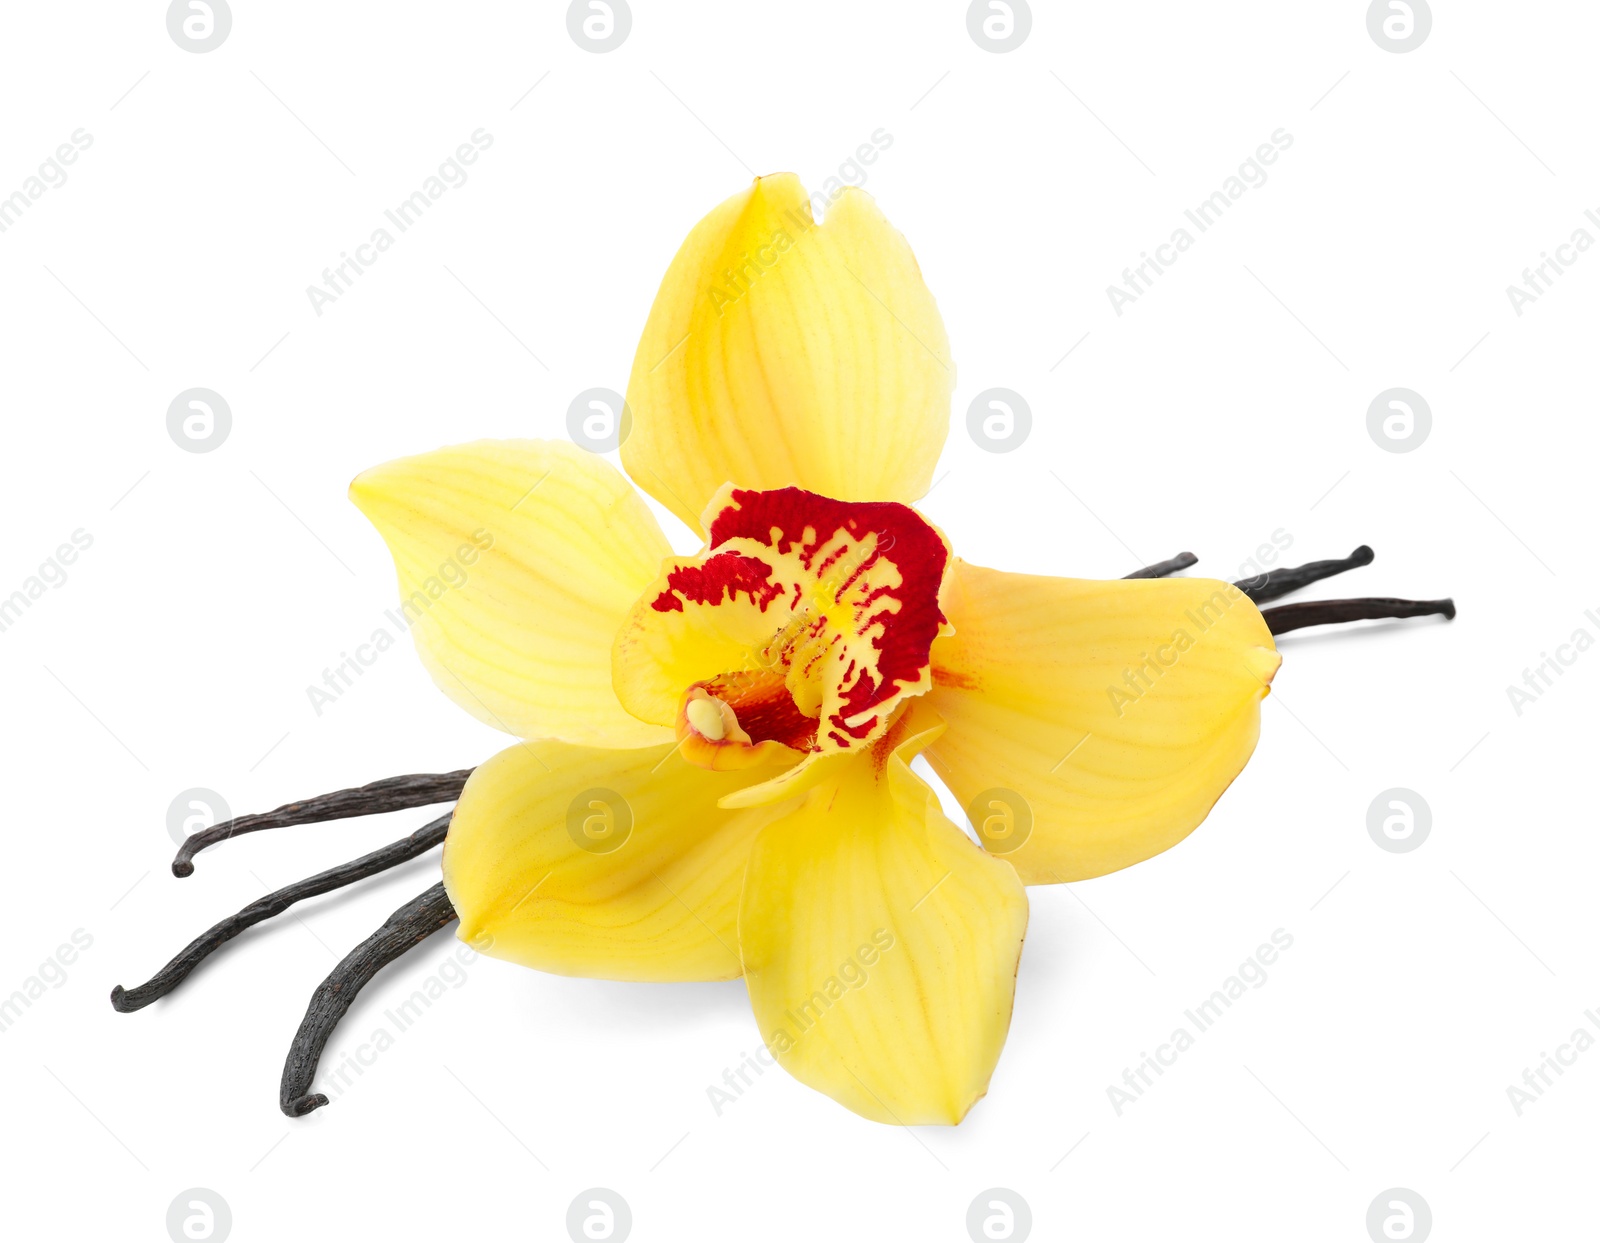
left=739, top=747, right=1028, bottom=1125
left=926, top=561, right=1281, bottom=884
left=623, top=174, right=954, bottom=534
left=350, top=439, right=673, bottom=747
left=444, top=739, right=796, bottom=982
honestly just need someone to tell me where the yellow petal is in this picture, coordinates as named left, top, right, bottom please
left=350, top=439, right=673, bottom=747
left=739, top=750, right=1028, bottom=1125
left=925, top=561, right=1281, bottom=884
left=622, top=174, right=954, bottom=534
left=444, top=739, right=796, bottom=982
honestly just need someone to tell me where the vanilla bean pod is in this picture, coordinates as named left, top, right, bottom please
left=112, top=813, right=452, bottom=1014
left=1263, top=597, right=1456, bottom=635
left=173, top=769, right=472, bottom=876
left=280, top=881, right=458, bottom=1117
left=1125, top=552, right=1199, bottom=579
left=1237, top=546, right=1375, bottom=604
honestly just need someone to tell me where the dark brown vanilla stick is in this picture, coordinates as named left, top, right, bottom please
left=111, top=814, right=452, bottom=1014
left=280, top=882, right=458, bottom=1117
left=1263, top=597, right=1456, bottom=635
left=173, top=770, right=472, bottom=877
left=1237, top=546, right=1374, bottom=604
left=1125, top=552, right=1199, bottom=579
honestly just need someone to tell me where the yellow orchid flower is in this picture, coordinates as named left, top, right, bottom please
left=114, top=174, right=1455, bottom=1125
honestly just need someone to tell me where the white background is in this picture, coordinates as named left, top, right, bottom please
left=1, top=1, right=1595, bottom=1240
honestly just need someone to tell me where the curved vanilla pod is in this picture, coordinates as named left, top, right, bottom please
left=1124, top=552, right=1199, bottom=579
left=280, top=882, right=458, bottom=1117
left=112, top=813, right=452, bottom=1013
left=1262, top=597, right=1456, bottom=635
left=1237, top=546, right=1375, bottom=604
left=172, top=769, right=472, bottom=876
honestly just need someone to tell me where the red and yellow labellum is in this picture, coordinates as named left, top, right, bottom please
left=615, top=485, right=952, bottom=776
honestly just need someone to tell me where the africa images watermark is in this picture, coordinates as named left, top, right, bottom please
left=705, top=1045, right=780, bottom=1117
left=0, top=529, right=94, bottom=637
left=705, top=129, right=894, bottom=317
left=1106, top=129, right=1294, bottom=316
left=306, top=128, right=494, bottom=316
left=305, top=527, right=493, bottom=715
left=1107, top=531, right=1293, bottom=717
left=1504, top=1006, right=1600, bottom=1117
left=320, top=936, right=488, bottom=1104
left=0, top=929, right=94, bottom=1035
left=1106, top=929, right=1294, bottom=1116
left=0, top=128, right=93, bottom=237
left=709, top=927, right=898, bottom=1116
left=760, top=928, right=897, bottom=1056
left=1504, top=208, right=1600, bottom=318
left=1503, top=606, right=1599, bottom=717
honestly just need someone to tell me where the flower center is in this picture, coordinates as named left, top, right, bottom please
left=684, top=693, right=728, bottom=740
left=614, top=485, right=950, bottom=770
